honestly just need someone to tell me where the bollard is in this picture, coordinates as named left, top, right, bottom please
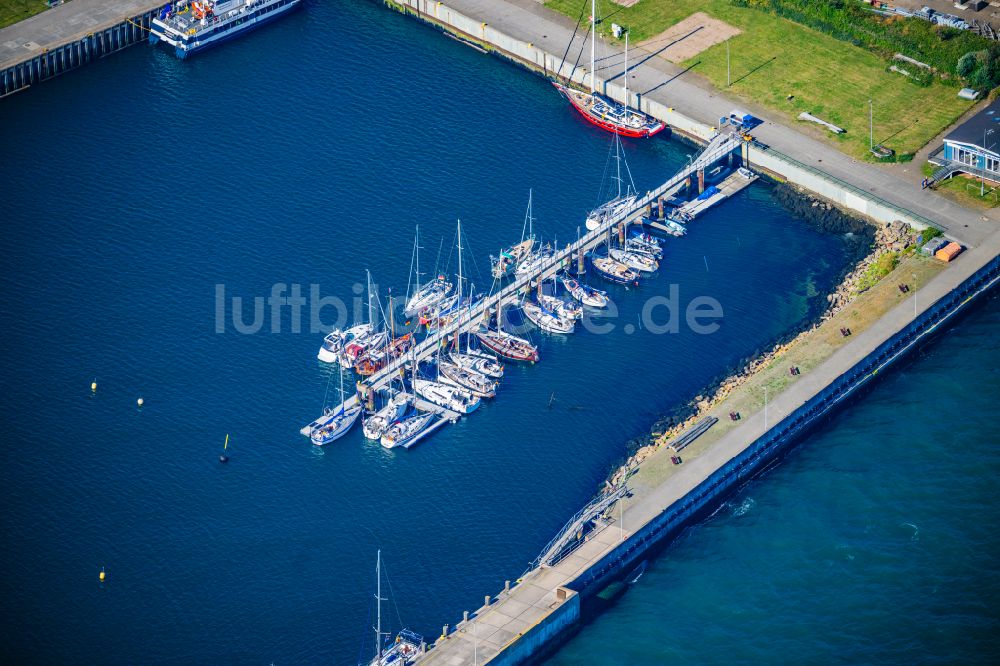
left=697, top=168, right=705, bottom=194
left=577, top=247, right=585, bottom=274
left=646, top=202, right=652, bottom=218
left=618, top=222, right=625, bottom=246
left=463, top=610, right=469, bottom=622
left=442, top=624, right=449, bottom=638
left=485, top=595, right=491, bottom=607
left=658, top=197, right=664, bottom=219
left=505, top=580, right=511, bottom=593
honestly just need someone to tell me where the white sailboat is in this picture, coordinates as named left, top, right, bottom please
left=524, top=301, right=575, bottom=334
left=404, top=226, right=453, bottom=317
left=380, top=410, right=437, bottom=450
left=310, top=369, right=362, bottom=446
left=560, top=274, right=609, bottom=308
left=538, top=293, right=583, bottom=321
left=317, top=322, right=374, bottom=364
left=492, top=190, right=537, bottom=279
left=449, top=350, right=504, bottom=378
left=367, top=550, right=425, bottom=665
left=413, top=377, right=481, bottom=414
left=585, top=133, right=638, bottom=231
left=362, top=388, right=411, bottom=441
left=609, top=246, right=659, bottom=272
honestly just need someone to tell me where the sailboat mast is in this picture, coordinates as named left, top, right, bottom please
left=375, top=549, right=383, bottom=660
left=415, top=226, right=421, bottom=295
left=367, top=270, right=374, bottom=327
left=456, top=219, right=463, bottom=351
left=590, top=0, right=596, bottom=94
left=624, top=30, right=628, bottom=114
left=616, top=135, right=622, bottom=199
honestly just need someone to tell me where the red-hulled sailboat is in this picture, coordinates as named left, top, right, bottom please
left=554, top=1, right=665, bottom=138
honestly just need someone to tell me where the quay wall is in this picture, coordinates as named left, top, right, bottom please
left=464, top=251, right=999, bottom=666
left=384, top=0, right=941, bottom=231
left=570, top=254, right=999, bottom=602
left=1, top=3, right=163, bottom=98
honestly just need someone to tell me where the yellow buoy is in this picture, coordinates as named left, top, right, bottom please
left=99, top=568, right=106, bottom=582
left=137, top=397, right=144, bottom=407
left=91, top=380, right=98, bottom=392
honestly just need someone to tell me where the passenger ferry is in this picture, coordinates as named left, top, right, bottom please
left=149, top=0, right=301, bottom=58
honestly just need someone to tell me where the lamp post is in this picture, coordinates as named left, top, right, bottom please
left=982, top=128, right=994, bottom=197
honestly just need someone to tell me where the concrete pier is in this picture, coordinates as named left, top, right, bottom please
left=0, top=0, right=163, bottom=97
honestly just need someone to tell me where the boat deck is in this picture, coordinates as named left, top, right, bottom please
left=673, top=168, right=758, bottom=222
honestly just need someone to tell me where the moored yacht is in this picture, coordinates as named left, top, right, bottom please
left=149, top=0, right=302, bottom=59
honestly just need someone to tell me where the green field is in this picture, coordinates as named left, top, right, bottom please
left=0, top=0, right=51, bottom=29
left=545, top=0, right=973, bottom=161
left=921, top=162, right=1000, bottom=208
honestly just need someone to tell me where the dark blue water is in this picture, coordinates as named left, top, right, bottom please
left=552, top=295, right=1000, bottom=665
left=2, top=3, right=856, bottom=663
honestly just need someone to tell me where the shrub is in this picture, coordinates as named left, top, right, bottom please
left=855, top=251, right=899, bottom=293
left=920, top=226, right=943, bottom=245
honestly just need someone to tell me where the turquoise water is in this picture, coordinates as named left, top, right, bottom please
left=0, top=2, right=986, bottom=664
left=551, top=294, right=1000, bottom=664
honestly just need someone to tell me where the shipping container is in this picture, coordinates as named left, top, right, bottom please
left=922, top=236, right=948, bottom=256
left=935, top=242, right=963, bottom=262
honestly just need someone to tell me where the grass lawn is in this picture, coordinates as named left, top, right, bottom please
left=921, top=162, right=1000, bottom=208
left=545, top=0, right=973, bottom=162
left=0, top=0, right=51, bottom=29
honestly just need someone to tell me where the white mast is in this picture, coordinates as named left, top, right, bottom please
left=415, top=226, right=421, bottom=295
left=590, top=0, right=596, bottom=94
left=623, top=29, right=628, bottom=115
left=456, top=219, right=463, bottom=351
left=374, top=549, right=385, bottom=661
left=366, top=270, right=374, bottom=327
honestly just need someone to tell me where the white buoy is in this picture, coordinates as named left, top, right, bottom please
left=99, top=567, right=106, bottom=582
left=137, top=397, right=144, bottom=407
left=91, top=380, right=98, bottom=392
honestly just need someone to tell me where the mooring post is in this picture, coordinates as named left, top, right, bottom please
left=463, top=610, right=469, bottom=622
left=697, top=168, right=705, bottom=194
left=577, top=246, right=585, bottom=274
left=618, top=222, right=625, bottom=246
left=658, top=197, right=665, bottom=219
left=505, top=580, right=511, bottom=593
left=485, top=595, right=491, bottom=607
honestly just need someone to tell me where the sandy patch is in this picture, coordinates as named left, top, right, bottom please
left=636, top=12, right=741, bottom=63
left=609, top=0, right=641, bottom=7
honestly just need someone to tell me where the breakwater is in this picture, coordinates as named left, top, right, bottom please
left=419, top=233, right=1000, bottom=665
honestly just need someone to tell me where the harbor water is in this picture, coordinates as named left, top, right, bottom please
left=0, top=2, right=988, bottom=663
left=550, top=295, right=1000, bottom=664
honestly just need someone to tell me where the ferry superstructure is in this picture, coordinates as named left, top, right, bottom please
left=149, top=0, right=301, bottom=59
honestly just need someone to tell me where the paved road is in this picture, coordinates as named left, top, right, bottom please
left=440, top=0, right=996, bottom=247
left=0, top=0, right=160, bottom=70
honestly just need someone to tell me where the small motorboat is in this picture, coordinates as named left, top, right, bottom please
left=609, top=247, right=659, bottom=273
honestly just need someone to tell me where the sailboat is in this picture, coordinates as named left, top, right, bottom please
left=609, top=246, right=659, bottom=272
left=355, top=294, right=414, bottom=376
left=560, top=274, right=609, bottom=308
left=362, top=387, right=411, bottom=441
left=524, top=301, right=576, bottom=334
left=367, top=550, right=425, bottom=665
left=553, top=3, right=665, bottom=138
left=317, top=322, right=374, bottom=364
left=586, top=133, right=637, bottom=231
left=404, top=227, right=453, bottom=318
left=491, top=190, right=537, bottom=280
left=341, top=271, right=389, bottom=367
left=625, top=233, right=663, bottom=258
left=310, top=369, right=362, bottom=446
left=591, top=255, right=640, bottom=285
left=380, top=410, right=438, bottom=450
